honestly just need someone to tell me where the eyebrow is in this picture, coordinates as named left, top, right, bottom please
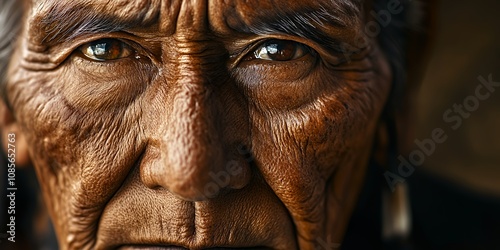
left=241, top=4, right=361, bottom=53
left=36, top=2, right=157, bottom=45
left=36, top=1, right=360, bottom=53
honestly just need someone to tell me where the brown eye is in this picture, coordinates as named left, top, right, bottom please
left=79, top=39, right=133, bottom=61
left=250, top=39, right=309, bottom=61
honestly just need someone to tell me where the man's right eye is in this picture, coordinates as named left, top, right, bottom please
left=79, top=39, right=134, bottom=61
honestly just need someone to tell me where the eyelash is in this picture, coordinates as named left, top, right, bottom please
left=76, top=38, right=314, bottom=65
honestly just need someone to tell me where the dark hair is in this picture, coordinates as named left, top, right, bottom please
left=0, top=0, right=23, bottom=101
left=375, top=0, right=430, bottom=109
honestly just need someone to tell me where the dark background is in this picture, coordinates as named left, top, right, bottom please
left=407, top=1, right=500, bottom=248
left=415, top=0, right=500, bottom=196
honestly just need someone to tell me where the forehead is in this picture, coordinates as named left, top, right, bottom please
left=30, top=0, right=362, bottom=35
left=31, top=0, right=360, bottom=15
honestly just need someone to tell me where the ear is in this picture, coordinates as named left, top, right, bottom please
left=1, top=100, right=31, bottom=167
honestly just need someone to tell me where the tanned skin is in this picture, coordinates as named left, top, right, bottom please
left=1, top=0, right=391, bottom=249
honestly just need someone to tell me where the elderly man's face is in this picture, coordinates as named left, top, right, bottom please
left=3, top=0, right=391, bottom=249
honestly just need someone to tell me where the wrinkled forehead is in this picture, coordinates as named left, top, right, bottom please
left=29, top=0, right=363, bottom=40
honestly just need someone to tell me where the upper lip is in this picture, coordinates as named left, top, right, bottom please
left=92, top=164, right=294, bottom=250
left=94, top=222, right=278, bottom=250
left=106, top=239, right=274, bottom=250
left=117, top=245, right=272, bottom=250
left=94, top=218, right=277, bottom=249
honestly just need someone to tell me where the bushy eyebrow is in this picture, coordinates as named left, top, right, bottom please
left=239, top=3, right=362, bottom=53
left=34, top=0, right=361, bottom=53
left=34, top=2, right=156, bottom=45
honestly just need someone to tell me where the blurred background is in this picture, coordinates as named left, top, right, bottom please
left=408, top=0, right=500, bottom=248
left=416, top=0, right=500, bottom=196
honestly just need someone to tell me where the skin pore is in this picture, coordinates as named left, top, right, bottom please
left=2, top=0, right=392, bottom=249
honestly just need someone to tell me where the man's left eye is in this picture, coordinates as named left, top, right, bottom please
left=79, top=39, right=133, bottom=61
left=247, top=39, right=311, bottom=61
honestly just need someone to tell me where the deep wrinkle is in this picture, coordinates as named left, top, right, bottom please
left=0, top=0, right=426, bottom=249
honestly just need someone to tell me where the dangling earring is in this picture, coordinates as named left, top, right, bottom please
left=381, top=117, right=412, bottom=248
left=382, top=181, right=411, bottom=241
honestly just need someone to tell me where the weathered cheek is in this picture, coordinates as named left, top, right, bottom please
left=248, top=110, right=333, bottom=245
left=251, top=89, right=375, bottom=186
left=6, top=71, right=80, bottom=243
left=8, top=68, right=145, bottom=248
left=249, top=68, right=389, bottom=246
left=251, top=108, right=342, bottom=196
left=7, top=70, right=75, bottom=165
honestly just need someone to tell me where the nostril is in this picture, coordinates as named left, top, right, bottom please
left=138, top=138, right=253, bottom=201
left=175, top=162, right=243, bottom=200
left=141, top=157, right=252, bottom=201
left=167, top=181, right=214, bottom=202
left=139, top=156, right=163, bottom=190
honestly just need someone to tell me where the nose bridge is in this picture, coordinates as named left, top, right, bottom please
left=147, top=44, right=252, bottom=200
left=141, top=0, right=251, bottom=200
left=175, top=0, right=208, bottom=39
left=165, top=0, right=225, bottom=177
left=166, top=73, right=222, bottom=166
left=160, top=70, right=226, bottom=198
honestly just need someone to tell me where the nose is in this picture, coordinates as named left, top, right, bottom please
left=141, top=64, right=251, bottom=201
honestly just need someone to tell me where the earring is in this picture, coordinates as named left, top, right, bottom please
left=382, top=181, right=411, bottom=241
left=381, top=115, right=412, bottom=249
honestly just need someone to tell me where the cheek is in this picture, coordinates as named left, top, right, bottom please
left=248, top=50, right=391, bottom=242
left=250, top=81, right=384, bottom=200
left=7, top=68, right=146, bottom=247
left=251, top=63, right=391, bottom=181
